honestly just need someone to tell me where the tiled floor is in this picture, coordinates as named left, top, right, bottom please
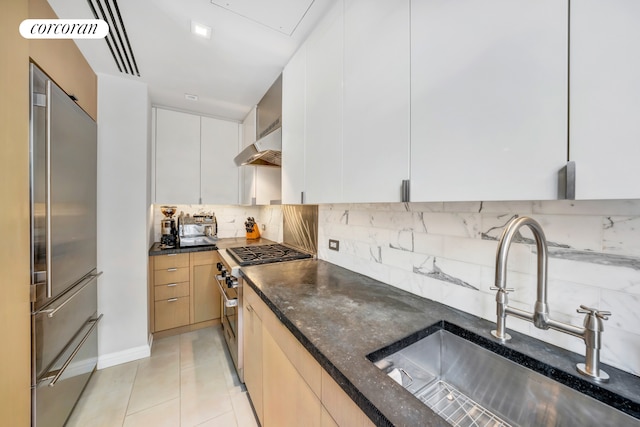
left=67, top=326, right=259, bottom=427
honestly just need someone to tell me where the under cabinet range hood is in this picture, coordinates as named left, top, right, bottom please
left=234, top=127, right=282, bottom=166
left=235, top=74, right=282, bottom=167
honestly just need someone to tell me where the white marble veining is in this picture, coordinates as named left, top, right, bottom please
left=152, top=204, right=282, bottom=242
left=318, top=199, right=640, bottom=376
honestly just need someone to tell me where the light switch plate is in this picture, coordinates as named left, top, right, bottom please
left=329, top=239, right=339, bottom=251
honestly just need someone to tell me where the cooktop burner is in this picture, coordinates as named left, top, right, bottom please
left=227, top=244, right=312, bottom=266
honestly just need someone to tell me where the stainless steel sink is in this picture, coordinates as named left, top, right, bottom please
left=369, top=327, right=640, bottom=427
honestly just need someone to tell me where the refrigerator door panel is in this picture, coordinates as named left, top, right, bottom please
left=32, top=272, right=99, bottom=383
left=33, top=314, right=100, bottom=427
left=30, top=64, right=97, bottom=311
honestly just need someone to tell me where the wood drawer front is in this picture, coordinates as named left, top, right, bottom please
left=154, top=267, right=189, bottom=285
left=155, top=296, right=189, bottom=331
left=154, top=281, right=189, bottom=301
left=190, top=250, right=221, bottom=266
left=154, top=253, right=189, bottom=270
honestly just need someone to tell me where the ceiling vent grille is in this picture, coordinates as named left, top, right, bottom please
left=86, top=0, right=140, bottom=76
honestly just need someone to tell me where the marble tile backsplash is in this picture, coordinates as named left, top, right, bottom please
left=152, top=204, right=282, bottom=242
left=318, top=200, right=640, bottom=377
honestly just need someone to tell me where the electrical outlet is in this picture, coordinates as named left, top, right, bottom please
left=329, top=239, right=340, bottom=251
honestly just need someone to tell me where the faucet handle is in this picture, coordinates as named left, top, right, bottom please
left=577, top=305, right=611, bottom=320
left=490, top=286, right=514, bottom=293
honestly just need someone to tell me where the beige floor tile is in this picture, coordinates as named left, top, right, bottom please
left=66, top=361, right=138, bottom=427
left=151, top=334, right=181, bottom=358
left=123, top=398, right=180, bottom=427
left=195, top=409, right=238, bottom=427
left=231, top=392, right=259, bottom=427
left=69, top=326, right=258, bottom=427
left=180, top=328, right=223, bottom=370
left=181, top=360, right=235, bottom=426
left=127, top=353, right=180, bottom=415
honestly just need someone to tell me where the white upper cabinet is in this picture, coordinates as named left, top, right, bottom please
left=304, top=0, right=344, bottom=204
left=201, top=116, right=240, bottom=204
left=241, top=105, right=283, bottom=205
left=410, top=0, right=568, bottom=202
left=154, top=107, right=239, bottom=204
left=570, top=0, right=640, bottom=199
left=282, top=47, right=307, bottom=205
left=343, top=0, right=410, bottom=203
left=155, top=108, right=201, bottom=204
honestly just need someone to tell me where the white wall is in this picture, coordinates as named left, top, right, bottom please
left=97, top=73, right=151, bottom=368
left=319, top=200, right=640, bottom=376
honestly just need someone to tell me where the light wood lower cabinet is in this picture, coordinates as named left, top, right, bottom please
left=191, top=251, right=222, bottom=324
left=244, top=285, right=374, bottom=427
left=244, top=301, right=264, bottom=424
left=150, top=250, right=222, bottom=335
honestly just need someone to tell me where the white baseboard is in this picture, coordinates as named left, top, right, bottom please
left=97, top=344, right=151, bottom=370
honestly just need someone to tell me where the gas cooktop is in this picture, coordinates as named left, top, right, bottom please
left=227, top=243, right=313, bottom=266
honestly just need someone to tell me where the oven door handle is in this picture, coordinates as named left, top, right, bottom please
left=216, top=276, right=238, bottom=308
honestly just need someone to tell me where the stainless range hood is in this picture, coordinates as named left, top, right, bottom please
left=235, top=75, right=282, bottom=167
left=234, top=127, right=281, bottom=166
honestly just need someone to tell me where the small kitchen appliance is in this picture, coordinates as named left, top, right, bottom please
left=160, top=206, right=178, bottom=247
left=178, top=213, right=218, bottom=247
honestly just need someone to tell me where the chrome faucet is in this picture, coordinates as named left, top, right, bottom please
left=491, top=216, right=611, bottom=382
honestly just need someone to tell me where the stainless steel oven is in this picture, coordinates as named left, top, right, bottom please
left=216, top=243, right=314, bottom=383
left=215, top=252, right=243, bottom=381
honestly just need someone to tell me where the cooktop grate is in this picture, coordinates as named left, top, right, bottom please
left=227, top=244, right=312, bottom=266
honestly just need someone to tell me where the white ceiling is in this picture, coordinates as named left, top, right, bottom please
left=47, top=0, right=335, bottom=121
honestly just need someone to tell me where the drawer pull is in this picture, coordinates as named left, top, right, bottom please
left=167, top=298, right=178, bottom=302
left=167, top=268, right=177, bottom=272
left=167, top=253, right=177, bottom=257
left=167, top=283, right=177, bottom=287
left=246, top=304, right=253, bottom=313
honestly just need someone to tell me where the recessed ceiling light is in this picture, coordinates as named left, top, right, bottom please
left=185, top=94, right=199, bottom=101
left=191, top=21, right=211, bottom=39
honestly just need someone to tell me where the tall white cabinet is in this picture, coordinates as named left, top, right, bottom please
left=410, top=0, right=568, bottom=202
left=155, top=108, right=201, bottom=204
left=153, top=107, right=240, bottom=205
left=304, top=0, right=344, bottom=204
left=282, top=0, right=410, bottom=204
left=281, top=0, right=636, bottom=203
left=569, top=0, right=640, bottom=199
left=343, top=0, right=410, bottom=203
left=282, top=47, right=307, bottom=205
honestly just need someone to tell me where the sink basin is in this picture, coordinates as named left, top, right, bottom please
left=367, top=323, right=640, bottom=427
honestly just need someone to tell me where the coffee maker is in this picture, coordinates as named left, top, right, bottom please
left=160, top=206, right=178, bottom=247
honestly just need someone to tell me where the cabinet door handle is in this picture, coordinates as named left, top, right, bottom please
left=167, top=268, right=177, bottom=272
left=246, top=304, right=253, bottom=313
left=167, top=283, right=177, bottom=287
left=167, top=298, right=178, bottom=302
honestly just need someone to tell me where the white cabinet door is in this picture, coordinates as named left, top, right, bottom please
left=241, top=107, right=258, bottom=205
left=570, top=0, right=640, bottom=199
left=410, top=0, right=568, bottom=202
left=282, top=46, right=307, bottom=205
left=343, top=0, right=410, bottom=203
left=200, top=116, right=239, bottom=204
left=254, top=167, right=282, bottom=205
left=304, top=1, right=344, bottom=204
left=155, top=108, right=201, bottom=204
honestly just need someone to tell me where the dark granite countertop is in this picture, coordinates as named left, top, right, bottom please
left=148, top=237, right=276, bottom=256
left=240, top=259, right=640, bottom=427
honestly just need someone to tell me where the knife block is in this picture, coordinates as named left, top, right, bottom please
left=246, top=224, right=261, bottom=240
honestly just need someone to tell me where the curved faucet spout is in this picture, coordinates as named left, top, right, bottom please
left=491, top=216, right=611, bottom=382
left=495, top=216, right=550, bottom=330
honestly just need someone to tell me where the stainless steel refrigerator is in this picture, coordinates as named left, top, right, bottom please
left=30, top=64, right=102, bottom=427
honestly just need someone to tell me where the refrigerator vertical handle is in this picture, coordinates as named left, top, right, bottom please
left=45, top=80, right=52, bottom=299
